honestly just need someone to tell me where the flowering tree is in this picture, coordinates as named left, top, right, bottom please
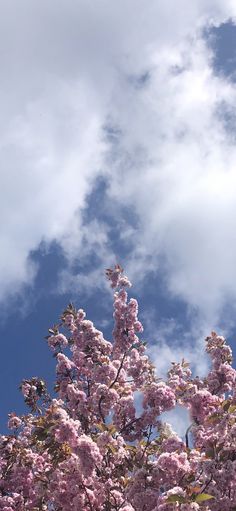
left=0, top=266, right=236, bottom=511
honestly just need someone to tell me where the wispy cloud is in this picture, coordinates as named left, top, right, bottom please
left=1, top=1, right=236, bottom=335
left=161, top=406, right=191, bottom=440
left=141, top=308, right=210, bottom=377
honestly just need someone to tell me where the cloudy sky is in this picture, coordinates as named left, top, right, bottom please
left=1, top=0, right=236, bottom=432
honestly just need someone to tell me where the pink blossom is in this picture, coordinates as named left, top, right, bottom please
left=0, top=267, right=235, bottom=511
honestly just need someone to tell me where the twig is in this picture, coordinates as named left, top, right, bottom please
left=109, top=353, right=126, bottom=389
left=98, top=395, right=106, bottom=423
left=185, top=423, right=195, bottom=449
left=119, top=417, right=141, bottom=435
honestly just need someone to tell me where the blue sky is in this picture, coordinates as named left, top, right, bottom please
left=1, top=1, right=236, bottom=433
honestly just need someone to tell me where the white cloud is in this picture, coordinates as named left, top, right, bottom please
left=161, top=406, right=191, bottom=440
left=142, top=309, right=210, bottom=378
left=105, top=25, right=236, bottom=327
left=1, top=0, right=236, bottom=338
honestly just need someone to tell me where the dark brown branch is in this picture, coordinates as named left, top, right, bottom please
left=185, top=423, right=194, bottom=449
left=119, top=417, right=141, bottom=435
left=82, top=481, right=93, bottom=511
left=98, top=395, right=106, bottom=423
left=200, top=475, right=213, bottom=494
left=109, top=352, right=126, bottom=389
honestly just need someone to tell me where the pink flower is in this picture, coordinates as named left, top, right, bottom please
left=7, top=414, right=22, bottom=430
left=48, top=333, right=68, bottom=350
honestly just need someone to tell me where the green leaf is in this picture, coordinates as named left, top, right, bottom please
left=166, top=495, right=186, bottom=504
left=205, top=448, right=215, bottom=458
left=222, top=399, right=230, bottom=411
left=107, top=424, right=117, bottom=434
left=195, top=493, right=215, bottom=503
left=125, top=444, right=136, bottom=452
left=107, top=443, right=117, bottom=454
left=206, top=413, right=220, bottom=424
left=95, top=422, right=107, bottom=432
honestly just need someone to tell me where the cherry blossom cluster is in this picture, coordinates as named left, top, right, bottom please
left=0, top=265, right=236, bottom=511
